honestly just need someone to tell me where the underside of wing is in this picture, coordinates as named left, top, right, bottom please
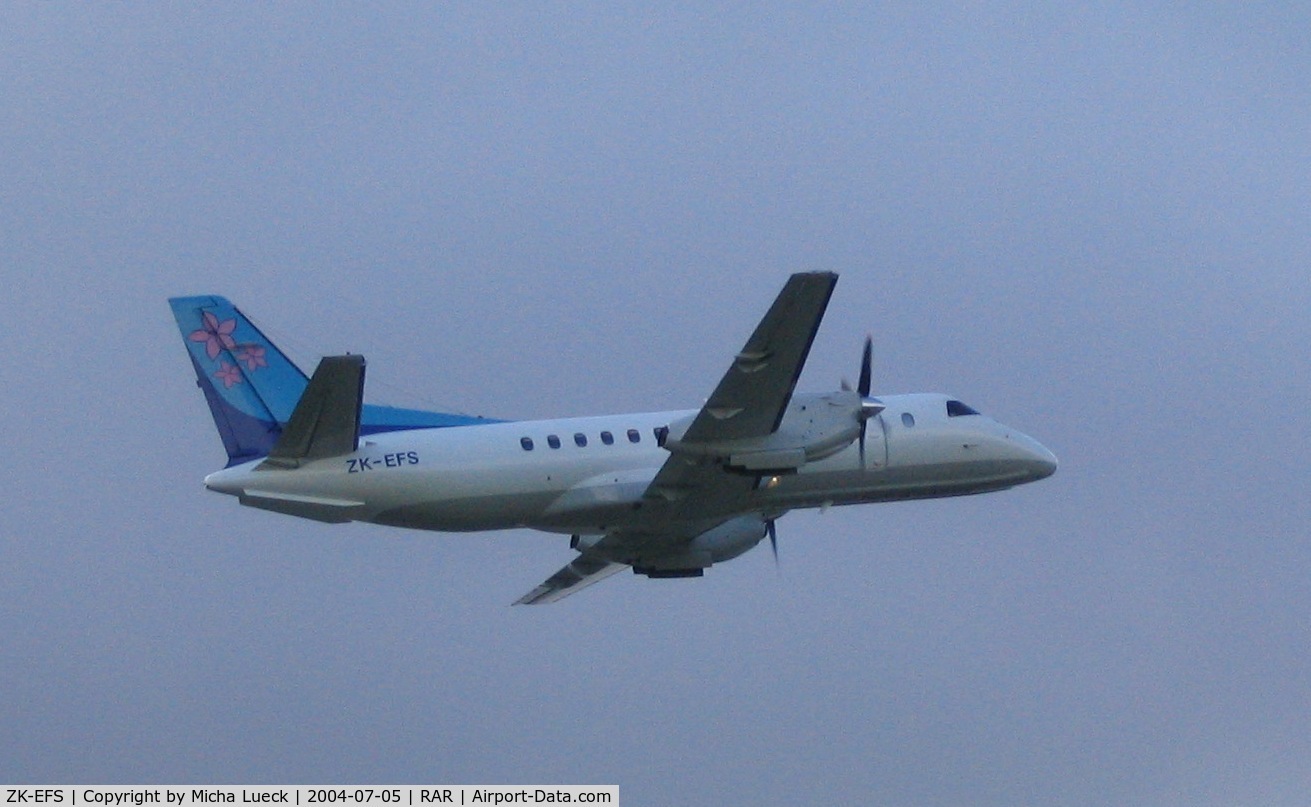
left=513, top=553, right=629, bottom=605
left=514, top=515, right=770, bottom=605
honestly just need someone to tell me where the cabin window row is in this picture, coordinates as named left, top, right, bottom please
left=520, top=428, right=657, bottom=451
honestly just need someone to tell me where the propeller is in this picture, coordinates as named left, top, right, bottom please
left=842, top=335, right=886, bottom=467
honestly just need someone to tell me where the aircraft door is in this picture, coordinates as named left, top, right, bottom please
left=864, top=413, right=890, bottom=469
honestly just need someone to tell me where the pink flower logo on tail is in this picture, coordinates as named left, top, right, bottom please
left=190, top=312, right=238, bottom=360
left=214, top=362, right=243, bottom=388
left=237, top=344, right=267, bottom=371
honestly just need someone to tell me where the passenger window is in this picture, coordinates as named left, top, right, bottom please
left=654, top=426, right=669, bottom=447
left=627, top=429, right=641, bottom=443
left=574, top=433, right=587, bottom=447
left=520, top=437, right=534, bottom=451
left=901, top=412, right=916, bottom=428
left=600, top=431, right=614, bottom=445
left=547, top=434, right=561, bottom=449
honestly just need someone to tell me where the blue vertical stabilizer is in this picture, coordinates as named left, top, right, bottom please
left=169, top=296, right=310, bottom=466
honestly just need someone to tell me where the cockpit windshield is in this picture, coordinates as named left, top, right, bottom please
left=946, top=399, right=980, bottom=417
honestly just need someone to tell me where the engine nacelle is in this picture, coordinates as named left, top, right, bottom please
left=632, top=515, right=768, bottom=578
left=689, top=515, right=769, bottom=563
left=663, top=391, right=862, bottom=474
left=570, top=533, right=604, bottom=552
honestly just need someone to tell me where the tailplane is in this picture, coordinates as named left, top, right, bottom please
left=261, top=354, right=365, bottom=469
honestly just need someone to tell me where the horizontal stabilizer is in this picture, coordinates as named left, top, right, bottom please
left=260, top=355, right=365, bottom=469
left=239, top=490, right=366, bottom=523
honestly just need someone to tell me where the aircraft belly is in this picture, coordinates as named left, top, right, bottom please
left=766, top=458, right=1033, bottom=507
left=357, top=463, right=569, bottom=532
left=371, top=490, right=560, bottom=532
left=356, top=445, right=662, bottom=533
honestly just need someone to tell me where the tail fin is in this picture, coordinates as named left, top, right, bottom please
left=169, top=296, right=309, bottom=466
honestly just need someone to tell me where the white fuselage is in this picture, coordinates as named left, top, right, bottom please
left=204, top=393, right=1057, bottom=537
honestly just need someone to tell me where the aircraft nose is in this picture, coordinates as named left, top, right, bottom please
left=1015, top=432, right=1058, bottom=480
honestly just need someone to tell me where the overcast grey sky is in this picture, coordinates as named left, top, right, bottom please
left=3, top=3, right=1310, bottom=804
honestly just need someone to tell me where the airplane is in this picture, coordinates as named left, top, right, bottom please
left=169, top=272, right=1056, bottom=604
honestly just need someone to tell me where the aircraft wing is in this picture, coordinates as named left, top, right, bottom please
left=516, top=273, right=838, bottom=604
left=645, top=271, right=837, bottom=509
left=681, top=271, right=837, bottom=442
left=513, top=552, right=629, bottom=605
left=513, top=524, right=719, bottom=605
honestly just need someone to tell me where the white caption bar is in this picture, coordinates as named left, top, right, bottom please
left=1, top=788, right=617, bottom=807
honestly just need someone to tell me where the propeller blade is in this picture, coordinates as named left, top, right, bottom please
left=841, top=335, right=882, bottom=469
left=767, top=519, right=779, bottom=566
left=858, top=335, right=873, bottom=398
left=858, top=336, right=875, bottom=467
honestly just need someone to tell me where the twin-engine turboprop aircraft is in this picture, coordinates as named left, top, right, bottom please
left=170, top=273, right=1056, bottom=604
